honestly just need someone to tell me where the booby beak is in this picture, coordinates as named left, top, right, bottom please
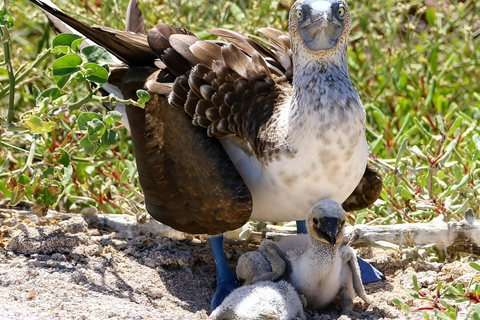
left=297, top=0, right=345, bottom=51
left=312, top=216, right=339, bottom=246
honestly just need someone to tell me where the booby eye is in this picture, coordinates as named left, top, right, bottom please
left=337, top=7, right=345, bottom=17
left=296, top=10, right=303, bottom=19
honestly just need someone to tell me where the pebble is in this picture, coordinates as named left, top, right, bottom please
left=16, top=222, right=28, bottom=231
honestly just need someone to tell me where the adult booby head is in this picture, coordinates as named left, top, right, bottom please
left=289, top=0, right=350, bottom=67
left=307, top=199, right=346, bottom=247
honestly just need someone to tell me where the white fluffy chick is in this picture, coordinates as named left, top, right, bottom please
left=210, top=280, right=306, bottom=320
left=285, top=199, right=370, bottom=311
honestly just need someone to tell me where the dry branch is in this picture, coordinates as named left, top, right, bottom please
left=344, top=209, right=480, bottom=254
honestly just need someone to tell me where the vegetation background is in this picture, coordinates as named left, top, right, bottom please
left=1, top=0, right=480, bottom=316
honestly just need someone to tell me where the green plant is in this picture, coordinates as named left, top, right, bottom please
left=1, top=0, right=480, bottom=227
left=394, top=262, right=480, bottom=319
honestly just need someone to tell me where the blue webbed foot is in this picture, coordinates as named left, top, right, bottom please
left=210, top=274, right=238, bottom=310
left=208, top=234, right=239, bottom=309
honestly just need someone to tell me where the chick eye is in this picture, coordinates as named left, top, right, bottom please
left=296, top=10, right=303, bottom=19
left=337, top=7, right=345, bottom=17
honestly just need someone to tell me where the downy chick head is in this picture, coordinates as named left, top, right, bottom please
left=307, top=199, right=346, bottom=247
left=288, top=0, right=351, bottom=59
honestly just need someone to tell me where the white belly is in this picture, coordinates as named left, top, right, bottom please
left=221, top=133, right=368, bottom=222
left=289, top=253, right=343, bottom=310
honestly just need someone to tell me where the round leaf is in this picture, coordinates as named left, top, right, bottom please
left=77, top=112, right=103, bottom=131
left=80, top=135, right=99, bottom=155
left=57, top=148, right=71, bottom=167
left=81, top=46, right=116, bottom=64
left=136, top=89, right=150, bottom=104
left=25, top=116, right=57, bottom=134
left=52, top=34, right=83, bottom=49
left=0, top=8, right=14, bottom=28
left=52, top=54, right=83, bottom=77
left=17, top=174, right=31, bottom=185
left=105, top=110, right=123, bottom=124
left=102, top=129, right=118, bottom=149
left=84, top=63, right=109, bottom=84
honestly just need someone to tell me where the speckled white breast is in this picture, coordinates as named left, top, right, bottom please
left=221, top=124, right=367, bottom=222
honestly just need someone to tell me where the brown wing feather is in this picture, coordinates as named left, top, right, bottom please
left=167, top=40, right=291, bottom=158
left=125, top=0, right=146, bottom=34
left=342, top=163, right=383, bottom=212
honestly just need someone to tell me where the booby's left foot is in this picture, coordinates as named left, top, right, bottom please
left=357, top=257, right=385, bottom=283
left=208, top=235, right=239, bottom=309
left=296, top=219, right=384, bottom=283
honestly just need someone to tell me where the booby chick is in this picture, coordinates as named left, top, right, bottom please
left=286, top=199, right=370, bottom=311
left=210, top=280, right=306, bottom=320
left=236, top=240, right=288, bottom=285
left=233, top=199, right=369, bottom=312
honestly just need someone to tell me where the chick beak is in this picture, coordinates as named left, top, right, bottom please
left=313, top=216, right=339, bottom=246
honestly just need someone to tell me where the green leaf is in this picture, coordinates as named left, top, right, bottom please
left=84, top=63, right=109, bottom=84
left=136, top=89, right=150, bottom=105
left=372, top=109, right=387, bottom=129
left=229, top=3, right=246, bottom=22
left=36, top=87, right=67, bottom=111
left=395, top=137, right=408, bottom=169
left=17, top=174, right=30, bottom=185
left=437, top=281, right=443, bottom=292
left=57, top=148, right=70, bottom=166
left=456, top=284, right=465, bottom=295
left=54, top=74, right=74, bottom=89
left=25, top=116, right=57, bottom=134
left=120, top=169, right=130, bottom=184
left=469, top=262, right=480, bottom=272
left=354, top=212, right=368, bottom=225
left=79, top=134, right=99, bottom=155
left=52, top=54, right=83, bottom=77
left=412, top=274, right=419, bottom=292
left=52, top=34, right=83, bottom=48
left=446, top=285, right=462, bottom=295
left=429, top=45, right=439, bottom=75
left=392, top=298, right=404, bottom=307
left=452, top=164, right=463, bottom=182
left=51, top=45, right=73, bottom=55
left=425, top=7, right=436, bottom=26
left=105, top=110, right=123, bottom=124
left=0, top=8, right=14, bottom=28
left=474, top=304, right=480, bottom=320
left=446, top=117, right=463, bottom=138
left=410, top=145, right=427, bottom=159
left=71, top=38, right=84, bottom=52
left=401, top=304, right=411, bottom=312
left=102, top=129, right=118, bottom=149
left=77, top=112, right=103, bottom=131
left=87, top=118, right=105, bottom=136
left=81, top=45, right=116, bottom=64
left=61, top=165, right=73, bottom=185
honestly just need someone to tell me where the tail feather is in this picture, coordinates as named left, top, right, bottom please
left=28, top=0, right=156, bottom=66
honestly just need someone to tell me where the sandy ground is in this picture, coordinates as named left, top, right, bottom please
left=0, top=203, right=478, bottom=320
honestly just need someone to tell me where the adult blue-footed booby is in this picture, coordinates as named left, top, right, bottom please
left=28, top=0, right=383, bottom=309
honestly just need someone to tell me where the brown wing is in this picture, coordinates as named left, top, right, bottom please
left=146, top=26, right=294, bottom=158
left=106, top=67, right=253, bottom=234
left=342, top=163, right=383, bottom=212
